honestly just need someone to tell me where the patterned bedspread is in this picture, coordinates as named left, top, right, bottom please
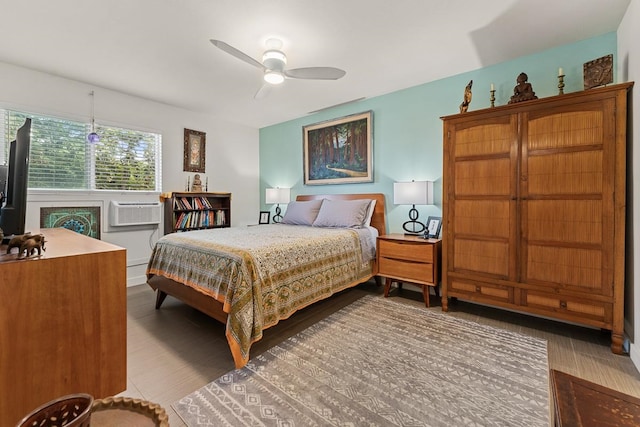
left=146, top=224, right=376, bottom=368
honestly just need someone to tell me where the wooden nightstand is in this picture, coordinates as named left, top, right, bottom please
left=377, top=234, right=442, bottom=307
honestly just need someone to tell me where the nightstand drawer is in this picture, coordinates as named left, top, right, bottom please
left=378, top=257, right=434, bottom=284
left=378, top=239, right=433, bottom=263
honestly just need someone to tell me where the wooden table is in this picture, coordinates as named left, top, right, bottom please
left=377, top=234, right=441, bottom=307
left=551, top=369, right=640, bottom=426
left=0, top=228, right=127, bottom=427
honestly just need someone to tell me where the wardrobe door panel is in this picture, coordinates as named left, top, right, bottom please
left=453, top=238, right=510, bottom=277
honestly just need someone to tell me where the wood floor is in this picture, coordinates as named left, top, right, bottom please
left=121, top=280, right=640, bottom=426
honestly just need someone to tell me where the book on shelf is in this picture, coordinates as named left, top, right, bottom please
left=216, top=210, right=225, bottom=226
left=175, top=212, right=185, bottom=228
left=200, top=197, right=210, bottom=209
left=180, top=197, right=192, bottom=210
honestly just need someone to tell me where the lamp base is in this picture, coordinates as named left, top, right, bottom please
left=401, top=206, right=426, bottom=234
left=272, top=205, right=283, bottom=223
left=404, top=232, right=431, bottom=239
left=402, top=219, right=425, bottom=235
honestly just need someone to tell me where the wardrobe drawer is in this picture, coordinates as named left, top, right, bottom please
left=523, top=291, right=611, bottom=326
left=447, top=278, right=514, bottom=305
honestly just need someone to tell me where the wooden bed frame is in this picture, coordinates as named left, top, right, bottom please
left=148, top=193, right=387, bottom=325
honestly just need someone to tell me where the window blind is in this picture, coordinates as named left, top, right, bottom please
left=2, top=110, right=161, bottom=191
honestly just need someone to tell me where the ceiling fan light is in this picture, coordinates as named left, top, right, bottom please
left=264, top=70, right=285, bottom=85
left=262, top=49, right=287, bottom=72
left=262, top=50, right=286, bottom=65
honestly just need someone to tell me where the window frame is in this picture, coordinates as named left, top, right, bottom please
left=2, top=109, right=162, bottom=193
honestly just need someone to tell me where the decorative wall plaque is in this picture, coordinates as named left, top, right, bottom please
left=583, top=54, right=613, bottom=90
left=40, top=206, right=101, bottom=239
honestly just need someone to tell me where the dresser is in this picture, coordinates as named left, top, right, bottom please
left=377, top=234, right=442, bottom=306
left=0, top=228, right=127, bottom=426
left=441, top=82, right=633, bottom=353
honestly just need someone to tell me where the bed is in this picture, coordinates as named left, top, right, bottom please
left=146, top=193, right=386, bottom=368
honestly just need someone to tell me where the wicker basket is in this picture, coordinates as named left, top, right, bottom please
left=16, top=393, right=93, bottom=427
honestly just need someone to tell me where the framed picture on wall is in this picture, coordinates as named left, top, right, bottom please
left=184, top=128, right=206, bottom=173
left=303, top=111, right=373, bottom=185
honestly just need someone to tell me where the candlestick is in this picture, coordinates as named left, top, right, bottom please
left=558, top=74, right=565, bottom=95
left=205, top=177, right=208, bottom=192
left=490, top=89, right=496, bottom=108
left=558, top=67, right=563, bottom=76
left=490, top=83, right=495, bottom=91
left=187, top=176, right=190, bottom=191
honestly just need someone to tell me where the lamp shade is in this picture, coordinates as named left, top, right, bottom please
left=393, top=181, right=433, bottom=205
left=265, top=187, right=290, bottom=204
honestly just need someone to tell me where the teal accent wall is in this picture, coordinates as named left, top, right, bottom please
left=260, top=33, right=617, bottom=234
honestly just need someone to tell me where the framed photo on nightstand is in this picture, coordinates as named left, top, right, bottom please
left=425, top=216, right=442, bottom=238
left=259, top=211, right=270, bottom=224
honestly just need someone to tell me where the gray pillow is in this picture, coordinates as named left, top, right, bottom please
left=280, top=199, right=323, bottom=225
left=312, top=199, right=372, bottom=228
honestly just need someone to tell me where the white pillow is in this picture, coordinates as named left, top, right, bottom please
left=363, top=199, right=376, bottom=226
left=281, top=199, right=323, bottom=225
left=312, top=199, right=371, bottom=228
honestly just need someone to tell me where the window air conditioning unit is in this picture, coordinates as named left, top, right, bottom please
left=109, top=201, right=162, bottom=227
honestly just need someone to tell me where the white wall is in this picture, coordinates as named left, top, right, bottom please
left=618, top=0, right=639, bottom=369
left=0, top=61, right=259, bottom=286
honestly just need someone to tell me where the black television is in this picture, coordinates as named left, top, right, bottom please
left=0, top=118, right=31, bottom=242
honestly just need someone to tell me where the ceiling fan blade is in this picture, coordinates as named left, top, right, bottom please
left=254, top=84, right=272, bottom=100
left=284, top=67, right=346, bottom=80
left=209, top=39, right=265, bottom=70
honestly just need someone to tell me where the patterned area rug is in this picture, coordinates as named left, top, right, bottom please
left=174, top=295, right=549, bottom=426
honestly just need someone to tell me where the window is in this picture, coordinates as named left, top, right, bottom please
left=1, top=109, right=161, bottom=191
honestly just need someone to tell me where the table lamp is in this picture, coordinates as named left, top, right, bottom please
left=265, top=187, right=290, bottom=223
left=393, top=180, right=433, bottom=235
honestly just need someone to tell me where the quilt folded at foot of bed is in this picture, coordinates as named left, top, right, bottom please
left=146, top=224, right=374, bottom=367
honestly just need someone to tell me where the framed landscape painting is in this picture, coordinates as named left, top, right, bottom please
left=303, top=111, right=373, bottom=185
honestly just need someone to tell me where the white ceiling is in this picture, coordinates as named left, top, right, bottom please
left=0, top=0, right=631, bottom=129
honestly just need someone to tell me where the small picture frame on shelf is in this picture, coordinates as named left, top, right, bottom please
left=259, top=211, right=270, bottom=225
left=425, top=216, right=442, bottom=239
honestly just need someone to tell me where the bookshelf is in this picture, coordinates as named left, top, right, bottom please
left=163, top=192, right=231, bottom=234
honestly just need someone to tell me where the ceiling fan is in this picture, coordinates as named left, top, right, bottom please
left=209, top=38, right=346, bottom=98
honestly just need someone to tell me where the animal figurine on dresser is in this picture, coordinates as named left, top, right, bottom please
left=6, top=233, right=46, bottom=258
left=6, top=233, right=32, bottom=254
left=19, top=234, right=46, bottom=258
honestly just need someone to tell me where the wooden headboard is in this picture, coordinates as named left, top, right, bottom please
left=296, top=193, right=387, bottom=236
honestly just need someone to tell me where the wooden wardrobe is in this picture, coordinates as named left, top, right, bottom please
left=441, top=82, right=633, bottom=353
